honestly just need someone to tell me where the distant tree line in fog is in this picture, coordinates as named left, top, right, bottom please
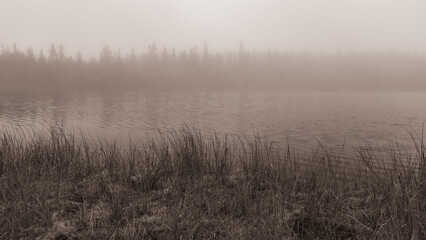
left=1, top=43, right=426, bottom=91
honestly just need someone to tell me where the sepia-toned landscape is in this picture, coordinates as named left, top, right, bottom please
left=1, top=1, right=426, bottom=239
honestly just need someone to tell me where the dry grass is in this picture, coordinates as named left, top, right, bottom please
left=0, top=126, right=425, bottom=239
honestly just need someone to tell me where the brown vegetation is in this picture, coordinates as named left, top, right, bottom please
left=0, top=126, right=425, bottom=239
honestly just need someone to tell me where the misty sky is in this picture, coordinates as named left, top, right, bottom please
left=1, top=0, right=426, bottom=57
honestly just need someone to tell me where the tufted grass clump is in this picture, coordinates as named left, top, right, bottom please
left=0, top=126, right=425, bottom=239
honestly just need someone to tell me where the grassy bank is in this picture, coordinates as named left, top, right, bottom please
left=0, top=126, right=425, bottom=239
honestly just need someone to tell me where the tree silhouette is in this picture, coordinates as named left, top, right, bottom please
left=48, top=44, right=57, bottom=62
left=1, top=43, right=426, bottom=91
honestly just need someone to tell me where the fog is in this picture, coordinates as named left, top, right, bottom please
left=2, top=0, right=426, bottom=57
left=2, top=0, right=426, bottom=92
left=3, top=2, right=426, bottom=239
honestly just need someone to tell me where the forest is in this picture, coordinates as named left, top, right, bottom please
left=1, top=43, right=426, bottom=91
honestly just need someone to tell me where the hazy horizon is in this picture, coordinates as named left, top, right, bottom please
left=2, top=0, right=426, bottom=57
left=2, top=0, right=426, bottom=92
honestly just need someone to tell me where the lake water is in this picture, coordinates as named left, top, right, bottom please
left=1, top=91, right=426, bottom=152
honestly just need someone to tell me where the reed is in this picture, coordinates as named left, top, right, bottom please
left=0, top=126, right=424, bottom=239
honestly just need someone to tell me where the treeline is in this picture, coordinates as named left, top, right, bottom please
left=1, top=43, right=426, bottom=91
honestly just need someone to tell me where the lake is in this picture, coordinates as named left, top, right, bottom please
left=1, top=90, right=426, bottom=152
